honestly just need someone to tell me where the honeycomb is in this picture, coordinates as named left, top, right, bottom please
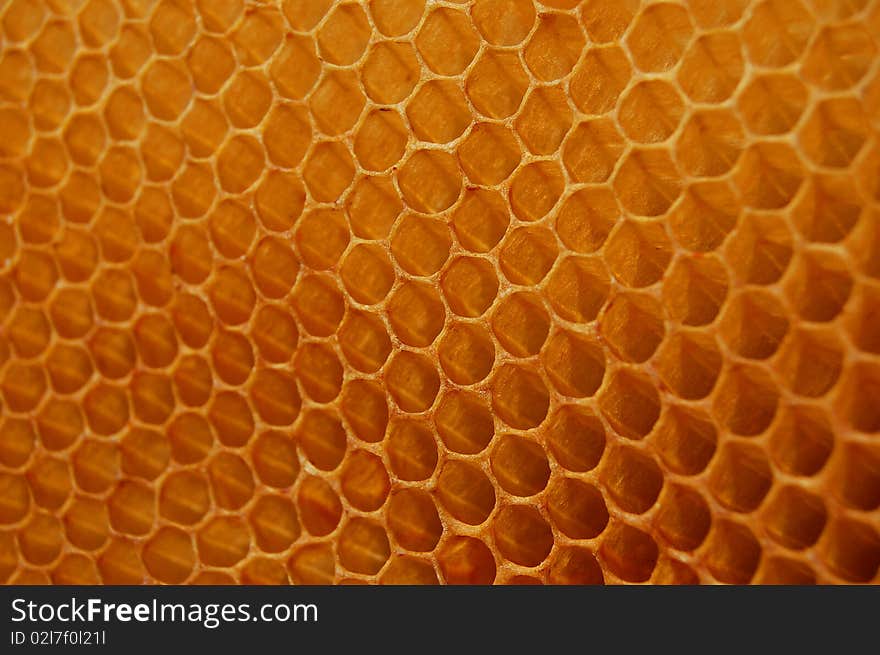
left=1, top=0, right=879, bottom=586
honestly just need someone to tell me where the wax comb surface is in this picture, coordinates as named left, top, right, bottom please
left=1, top=0, right=880, bottom=585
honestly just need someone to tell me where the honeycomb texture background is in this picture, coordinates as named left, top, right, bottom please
left=1, top=0, right=880, bottom=586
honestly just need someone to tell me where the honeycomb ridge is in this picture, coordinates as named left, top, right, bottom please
left=1, top=0, right=880, bottom=585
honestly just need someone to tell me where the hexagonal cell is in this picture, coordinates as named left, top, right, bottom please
left=837, top=363, right=880, bottom=434
left=317, top=3, right=370, bottom=66
left=346, top=174, right=403, bottom=240
left=369, top=0, right=425, bottom=37
left=441, top=257, right=499, bottom=318
left=618, top=81, right=683, bottom=144
left=434, top=390, right=494, bottom=455
left=708, top=441, right=773, bottom=513
left=725, top=212, right=794, bottom=286
left=831, top=443, right=880, bottom=511
left=387, top=418, right=438, bottom=481
left=556, top=187, right=619, bottom=255
left=490, top=434, right=550, bottom=497
left=703, top=520, right=761, bottom=584
left=437, top=536, right=496, bottom=584
left=499, top=225, right=558, bottom=287
left=742, top=0, right=813, bottom=67
left=604, top=220, right=673, bottom=288
left=491, top=364, right=550, bottom=430
left=387, top=280, right=446, bottom=348
left=548, top=477, right=609, bottom=539
left=600, top=292, right=665, bottom=363
left=719, top=289, right=789, bottom=359
left=451, top=188, right=511, bottom=252
left=784, top=249, right=853, bottom=323
left=599, top=522, right=659, bottom=583
left=663, top=254, right=729, bottom=327
left=652, top=405, right=717, bottom=476
left=308, top=69, right=365, bottom=136
left=438, top=322, right=495, bottom=385
left=387, top=489, right=443, bottom=552
left=818, top=518, right=880, bottom=583
left=457, top=125, right=521, bottom=186
left=407, top=80, right=471, bottom=144
left=776, top=328, right=843, bottom=398
left=600, top=445, right=664, bottom=514
left=287, top=543, right=335, bottom=585
left=524, top=13, right=584, bottom=81
left=626, top=3, right=692, bottom=72
left=465, top=49, right=529, bottom=119
left=800, top=98, right=869, bottom=169
left=397, top=149, right=462, bottom=214
left=341, top=379, right=389, bottom=444
left=569, top=45, right=631, bottom=115
left=296, top=410, right=346, bottom=471
left=509, top=160, right=565, bottom=222
left=613, top=149, right=682, bottom=217
left=338, top=518, right=390, bottom=575
left=354, top=109, right=408, bottom=172
left=677, top=32, right=743, bottom=103
left=735, top=143, right=804, bottom=210
left=676, top=109, right=744, bottom=177
left=655, top=484, right=711, bottom=552
left=801, top=23, right=876, bottom=91
left=562, top=118, right=624, bottom=184
left=737, top=74, right=808, bottom=136
left=493, top=505, right=553, bottom=567
left=471, top=0, right=534, bottom=46
left=380, top=556, right=438, bottom=586
left=415, top=7, right=479, bottom=76
left=762, top=485, right=827, bottom=550
left=714, top=364, right=780, bottom=436
left=599, top=369, right=661, bottom=440
left=515, top=86, right=572, bottom=156
left=437, top=459, right=495, bottom=525
left=655, top=330, right=722, bottom=400
left=542, top=329, right=605, bottom=398
left=545, top=255, right=611, bottom=324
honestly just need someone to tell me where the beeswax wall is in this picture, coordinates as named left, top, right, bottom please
left=1, top=0, right=880, bottom=585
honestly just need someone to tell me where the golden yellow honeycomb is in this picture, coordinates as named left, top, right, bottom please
left=1, top=0, right=879, bottom=585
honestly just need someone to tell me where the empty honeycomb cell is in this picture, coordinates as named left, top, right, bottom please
left=387, top=489, right=443, bottom=552
left=710, top=440, right=774, bottom=513
left=338, top=310, right=392, bottom=373
left=297, top=409, right=347, bottom=470
left=381, top=556, right=438, bottom=585
left=63, top=497, right=110, bottom=552
left=838, top=363, right=880, bottom=434
left=296, top=209, right=350, bottom=271
left=600, top=445, right=664, bottom=515
left=142, top=526, right=194, bottom=584
left=800, top=98, right=868, bottom=168
left=159, top=471, right=210, bottom=526
left=819, top=518, right=880, bottom=583
left=548, top=546, right=605, bottom=585
left=140, top=124, right=184, bottom=183
left=341, top=450, right=390, bottom=512
left=292, top=275, right=345, bottom=337
left=652, top=406, right=717, bottom=477
left=627, top=3, right=693, bottom=73
left=297, top=476, right=343, bottom=537
left=250, top=238, right=300, bottom=299
left=738, top=74, right=808, bottom=137
left=801, top=23, right=876, bottom=91
left=499, top=226, right=557, bottom=288
left=9, top=305, right=50, bottom=359
left=676, top=110, right=744, bottom=177
left=762, top=485, right=827, bottom=550
left=108, top=480, right=155, bottom=537
left=217, top=134, right=265, bottom=194
left=714, top=365, right=779, bottom=436
left=606, top=220, right=673, bottom=289
left=756, top=557, right=816, bottom=585
left=211, top=331, right=255, bottom=387
left=704, top=520, right=761, bottom=584
left=619, top=81, right=684, bottom=145
left=562, top=119, right=623, bottom=184
left=309, top=70, right=365, bottom=137
left=599, top=521, right=658, bottom=583
left=231, top=5, right=283, bottom=65
left=407, top=80, right=471, bottom=145
left=491, top=292, right=550, bottom=359
left=120, top=427, right=169, bottom=481
left=0, top=473, right=31, bottom=525
left=64, top=113, right=106, bottom=167
left=490, top=434, right=550, bottom=497
left=736, top=142, right=805, bottom=210
left=547, top=477, right=609, bottom=540
left=434, top=390, right=494, bottom=455
left=785, top=250, right=853, bottom=322
left=305, top=141, right=357, bottom=203
left=70, top=54, right=109, bottom=107
left=466, top=49, right=529, bottom=120
left=678, top=32, right=744, bottom=104
left=341, top=244, right=395, bottom=306
left=250, top=369, right=301, bottom=426
left=263, top=106, right=311, bottom=170
left=82, top=382, right=129, bottom=435
left=317, top=3, right=371, bottom=66
left=71, top=439, right=119, bottom=494
left=613, top=149, right=682, bottom=217
left=208, top=452, right=255, bottom=511
left=14, top=249, right=57, bottom=303
left=441, top=257, right=499, bottom=318
left=743, top=0, right=813, bottom=67
left=515, top=87, right=573, bottom=157
left=655, top=484, right=711, bottom=552
left=598, top=369, right=661, bottom=440
left=18, top=513, right=63, bottom=566
left=652, top=556, right=699, bottom=585
left=438, top=323, right=495, bottom=385
left=386, top=350, right=441, bottom=412
left=0, top=418, right=34, bottom=468
left=491, top=364, right=550, bottom=430
left=249, top=495, right=300, bottom=553
left=601, top=293, right=664, bottom=364
left=354, top=109, right=407, bottom=172
left=198, top=0, right=243, bottom=32
left=341, top=379, right=389, bottom=443
left=655, top=331, right=722, bottom=401
left=542, top=330, right=605, bottom=398
left=436, top=459, right=495, bottom=526
left=726, top=213, right=793, bottom=285
left=833, top=443, right=880, bottom=511
left=180, top=101, right=228, bottom=158
left=251, top=305, right=299, bottom=364
left=556, top=188, right=618, bottom=255
left=719, top=289, right=789, bottom=359
left=270, top=35, right=320, bottom=101
left=776, top=328, right=843, bottom=398
left=493, top=504, right=553, bottom=567
left=251, top=430, right=299, bottom=489
left=437, top=536, right=496, bottom=584
left=524, top=13, right=584, bottom=81
left=287, top=542, right=335, bottom=585
left=458, top=128, right=520, bottom=189
left=36, top=400, right=82, bottom=452
left=338, top=518, right=391, bottom=575
left=792, top=174, right=863, bottom=243
left=386, top=419, right=438, bottom=482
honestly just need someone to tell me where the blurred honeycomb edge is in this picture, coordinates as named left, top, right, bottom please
left=0, top=0, right=879, bottom=586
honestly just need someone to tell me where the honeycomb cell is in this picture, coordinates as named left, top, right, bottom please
left=491, top=364, right=550, bottom=430
left=437, top=536, right=496, bottom=584
left=626, top=4, right=693, bottom=73
left=493, top=505, right=553, bottom=567
left=297, top=409, right=347, bottom=471
left=388, top=489, right=443, bottom=552
left=524, top=13, right=584, bottom=81
left=599, top=522, right=658, bottom=582
left=434, top=390, right=494, bottom=456
left=297, top=476, right=342, bottom=537
left=387, top=418, right=438, bottom=481
left=491, top=435, right=550, bottom=498
left=547, top=478, right=609, bottom=540
left=338, top=518, right=390, bottom=575
left=599, top=369, right=661, bottom=440
left=416, top=7, right=479, bottom=76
